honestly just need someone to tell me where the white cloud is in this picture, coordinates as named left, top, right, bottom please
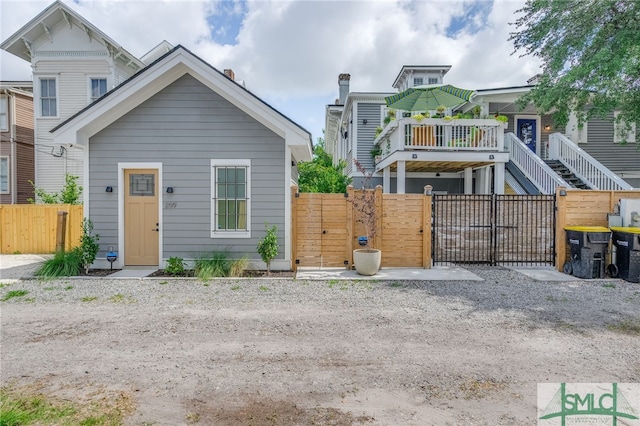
left=0, top=0, right=541, bottom=141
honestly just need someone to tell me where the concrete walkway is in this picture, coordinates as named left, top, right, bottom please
left=0, top=254, right=576, bottom=282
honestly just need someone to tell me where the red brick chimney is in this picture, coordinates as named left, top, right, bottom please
left=224, top=69, right=235, bottom=81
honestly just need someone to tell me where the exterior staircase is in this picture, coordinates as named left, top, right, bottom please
left=544, top=160, right=590, bottom=189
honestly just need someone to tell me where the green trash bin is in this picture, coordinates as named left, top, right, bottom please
left=564, top=226, right=611, bottom=279
left=609, top=227, right=640, bottom=283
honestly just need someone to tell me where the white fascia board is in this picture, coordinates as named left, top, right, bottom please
left=376, top=151, right=509, bottom=170
left=2, top=1, right=143, bottom=68
left=52, top=48, right=312, bottom=158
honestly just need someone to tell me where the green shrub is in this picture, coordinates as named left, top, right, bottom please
left=164, top=257, right=186, bottom=276
left=77, top=218, right=99, bottom=274
left=29, top=173, right=82, bottom=204
left=257, top=223, right=278, bottom=275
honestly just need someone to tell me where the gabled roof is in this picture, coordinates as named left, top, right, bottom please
left=0, top=0, right=143, bottom=71
left=50, top=45, right=312, bottom=161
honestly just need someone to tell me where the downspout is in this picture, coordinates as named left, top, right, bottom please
left=2, top=89, right=17, bottom=204
left=10, top=91, right=17, bottom=204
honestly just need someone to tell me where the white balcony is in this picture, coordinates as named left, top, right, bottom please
left=371, top=118, right=509, bottom=194
left=374, top=117, right=506, bottom=157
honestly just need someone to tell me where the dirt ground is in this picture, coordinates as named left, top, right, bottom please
left=1, top=268, right=639, bottom=425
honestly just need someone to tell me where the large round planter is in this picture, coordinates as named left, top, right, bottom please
left=353, top=249, right=381, bottom=276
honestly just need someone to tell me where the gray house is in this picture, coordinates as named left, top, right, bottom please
left=326, top=66, right=639, bottom=194
left=51, top=46, right=312, bottom=270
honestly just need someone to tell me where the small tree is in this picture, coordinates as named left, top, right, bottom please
left=298, top=136, right=352, bottom=193
left=351, top=159, right=378, bottom=250
left=29, top=174, right=83, bottom=204
left=76, top=218, right=100, bottom=274
left=257, top=223, right=279, bottom=275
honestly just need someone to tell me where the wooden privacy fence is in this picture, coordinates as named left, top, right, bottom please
left=0, top=204, right=83, bottom=254
left=292, top=185, right=640, bottom=272
left=555, top=187, right=640, bottom=271
left=291, top=185, right=431, bottom=270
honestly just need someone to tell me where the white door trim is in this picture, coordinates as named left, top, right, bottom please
left=514, top=115, right=542, bottom=157
left=118, top=162, right=163, bottom=268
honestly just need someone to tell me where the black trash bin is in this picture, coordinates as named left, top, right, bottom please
left=564, top=226, right=611, bottom=279
left=609, top=227, right=640, bottom=283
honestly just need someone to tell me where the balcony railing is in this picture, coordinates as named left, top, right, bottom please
left=374, top=118, right=506, bottom=160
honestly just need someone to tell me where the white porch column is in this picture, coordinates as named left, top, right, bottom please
left=383, top=166, right=390, bottom=193
left=464, top=167, right=473, bottom=194
left=475, top=166, right=491, bottom=194
left=494, top=163, right=505, bottom=195
left=397, top=160, right=406, bottom=194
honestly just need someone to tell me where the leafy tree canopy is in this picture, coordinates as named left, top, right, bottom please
left=510, top=0, right=640, bottom=141
left=298, top=137, right=352, bottom=193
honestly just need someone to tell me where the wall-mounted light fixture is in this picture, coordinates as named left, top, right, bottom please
left=105, top=186, right=113, bottom=193
left=544, top=125, right=552, bottom=130
left=412, top=153, right=418, bottom=159
left=166, top=187, right=174, bottom=194
left=559, top=189, right=567, bottom=196
left=363, top=119, right=368, bottom=125
left=291, top=160, right=296, bottom=167
left=489, top=155, right=495, bottom=160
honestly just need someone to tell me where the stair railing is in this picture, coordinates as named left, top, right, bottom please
left=505, top=133, right=569, bottom=194
left=548, top=133, right=633, bottom=190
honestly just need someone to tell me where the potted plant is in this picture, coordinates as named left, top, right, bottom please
left=472, top=105, right=482, bottom=119
left=351, top=159, right=381, bottom=275
left=435, top=104, right=447, bottom=118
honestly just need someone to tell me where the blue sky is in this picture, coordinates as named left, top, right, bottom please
left=1, top=0, right=540, bottom=143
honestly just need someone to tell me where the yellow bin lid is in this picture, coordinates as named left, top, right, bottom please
left=564, top=226, right=611, bottom=232
left=610, top=227, right=640, bottom=234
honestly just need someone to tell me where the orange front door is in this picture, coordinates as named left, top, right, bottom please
left=124, top=169, right=159, bottom=265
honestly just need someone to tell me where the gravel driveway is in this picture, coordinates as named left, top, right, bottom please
left=1, top=266, right=639, bottom=425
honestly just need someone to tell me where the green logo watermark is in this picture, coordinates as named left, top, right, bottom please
left=538, top=383, right=639, bottom=425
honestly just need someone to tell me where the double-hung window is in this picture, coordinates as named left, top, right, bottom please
left=0, top=157, right=8, bottom=193
left=40, top=78, right=57, bottom=117
left=90, top=78, right=107, bottom=102
left=428, top=77, right=439, bottom=85
left=614, top=111, right=636, bottom=144
left=211, top=159, right=251, bottom=238
left=0, top=96, right=8, bottom=131
left=413, top=77, right=423, bottom=86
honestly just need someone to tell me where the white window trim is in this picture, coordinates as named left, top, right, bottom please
left=565, top=112, right=588, bottom=144
left=211, top=159, right=251, bottom=238
left=0, top=95, right=8, bottom=132
left=613, top=111, right=636, bottom=144
left=37, top=76, right=59, bottom=118
left=0, top=157, right=9, bottom=194
left=88, top=76, right=109, bottom=104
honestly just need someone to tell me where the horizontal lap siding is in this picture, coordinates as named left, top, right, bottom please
left=89, top=74, right=286, bottom=261
left=583, top=114, right=640, bottom=175
left=356, top=103, right=382, bottom=171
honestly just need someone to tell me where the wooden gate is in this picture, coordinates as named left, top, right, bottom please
left=292, top=192, right=350, bottom=267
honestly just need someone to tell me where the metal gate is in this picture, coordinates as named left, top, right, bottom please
left=432, top=194, right=556, bottom=265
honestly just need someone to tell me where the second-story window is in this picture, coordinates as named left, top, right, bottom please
left=40, top=78, right=57, bottom=117
left=90, top=78, right=107, bottom=102
left=0, top=96, right=7, bottom=131
left=413, top=77, right=423, bottom=86
left=428, top=77, right=439, bottom=85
